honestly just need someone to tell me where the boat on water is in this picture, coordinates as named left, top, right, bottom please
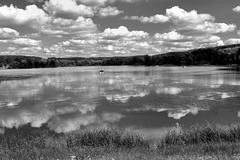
left=99, top=69, right=104, bottom=73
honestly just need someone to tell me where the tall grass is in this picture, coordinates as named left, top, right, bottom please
left=1, top=123, right=240, bottom=159
left=0, top=127, right=150, bottom=159
left=159, top=123, right=240, bottom=147
left=64, top=127, right=150, bottom=149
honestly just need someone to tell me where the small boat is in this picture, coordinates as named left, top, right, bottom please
left=99, top=69, right=104, bottom=73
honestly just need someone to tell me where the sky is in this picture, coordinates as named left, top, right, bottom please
left=0, top=0, right=240, bottom=57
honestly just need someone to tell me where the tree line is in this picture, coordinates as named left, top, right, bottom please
left=1, top=44, right=240, bottom=69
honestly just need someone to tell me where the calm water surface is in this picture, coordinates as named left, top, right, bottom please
left=0, top=66, right=240, bottom=137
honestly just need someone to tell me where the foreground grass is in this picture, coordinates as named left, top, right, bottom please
left=2, top=124, right=240, bottom=159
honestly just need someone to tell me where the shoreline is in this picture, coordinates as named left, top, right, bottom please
left=0, top=64, right=239, bottom=70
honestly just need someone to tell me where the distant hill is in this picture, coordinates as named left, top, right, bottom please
left=1, top=44, right=240, bottom=69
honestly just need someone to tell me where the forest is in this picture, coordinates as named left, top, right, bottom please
left=1, top=43, right=240, bottom=69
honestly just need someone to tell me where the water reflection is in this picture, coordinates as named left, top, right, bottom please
left=0, top=66, right=239, bottom=135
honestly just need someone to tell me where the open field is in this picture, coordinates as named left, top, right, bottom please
left=2, top=124, right=240, bottom=159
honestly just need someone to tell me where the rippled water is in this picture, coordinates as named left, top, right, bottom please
left=0, top=66, right=240, bottom=137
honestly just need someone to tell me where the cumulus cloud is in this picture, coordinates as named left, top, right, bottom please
left=102, top=26, right=148, bottom=39
left=77, top=0, right=141, bottom=6
left=152, top=32, right=225, bottom=52
left=26, top=0, right=45, bottom=3
left=148, top=6, right=236, bottom=52
left=11, top=38, right=42, bottom=47
left=41, top=17, right=97, bottom=37
left=166, top=6, right=214, bottom=26
left=0, top=28, right=20, bottom=39
left=225, top=38, right=240, bottom=45
left=43, top=0, right=95, bottom=19
left=124, top=6, right=236, bottom=35
left=166, top=6, right=236, bottom=34
left=154, top=31, right=190, bottom=41
left=0, top=38, right=42, bottom=49
left=48, top=25, right=154, bottom=56
left=123, top=14, right=169, bottom=23
left=189, top=22, right=236, bottom=34
left=77, top=0, right=114, bottom=6
left=0, top=4, right=50, bottom=30
left=194, top=35, right=224, bottom=47
left=233, top=6, right=240, bottom=13
left=64, top=39, right=97, bottom=46
left=98, top=6, right=123, bottom=17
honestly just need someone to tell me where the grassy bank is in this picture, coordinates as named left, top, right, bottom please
left=2, top=124, right=240, bottom=159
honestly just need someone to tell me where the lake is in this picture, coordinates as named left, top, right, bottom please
left=0, top=66, right=240, bottom=138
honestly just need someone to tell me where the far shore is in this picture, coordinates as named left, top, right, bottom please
left=1, top=43, right=240, bottom=69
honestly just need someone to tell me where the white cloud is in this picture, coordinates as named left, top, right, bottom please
left=11, top=38, right=42, bottom=47
left=65, top=39, right=98, bottom=46
left=98, top=6, right=123, bottom=17
left=119, top=0, right=142, bottom=3
left=166, top=6, right=214, bottom=26
left=53, top=17, right=97, bottom=31
left=233, top=6, right=240, bottom=13
left=124, top=6, right=236, bottom=35
left=145, top=6, right=236, bottom=52
left=123, top=14, right=169, bottom=23
left=165, top=41, right=194, bottom=49
left=0, top=38, right=42, bottom=49
left=41, top=17, right=97, bottom=36
left=152, top=32, right=225, bottom=52
left=154, top=31, right=190, bottom=41
left=102, top=26, right=148, bottom=39
left=194, top=35, right=224, bottom=47
left=77, top=0, right=113, bottom=6
left=190, top=21, right=236, bottom=34
left=225, top=38, right=240, bottom=45
left=194, top=35, right=221, bottom=44
left=77, top=0, right=141, bottom=6
left=0, top=4, right=49, bottom=30
left=166, top=6, right=236, bottom=34
left=43, top=0, right=95, bottom=19
left=0, top=28, right=19, bottom=39
left=26, top=0, right=45, bottom=3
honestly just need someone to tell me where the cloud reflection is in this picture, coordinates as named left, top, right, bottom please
left=0, top=66, right=239, bottom=134
left=105, top=92, right=149, bottom=103
left=167, top=107, right=200, bottom=120
left=48, top=112, right=124, bottom=133
left=198, top=92, right=236, bottom=101
left=127, top=104, right=208, bottom=120
left=155, top=87, right=182, bottom=95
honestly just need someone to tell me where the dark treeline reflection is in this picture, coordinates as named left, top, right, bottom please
left=1, top=44, right=240, bottom=69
